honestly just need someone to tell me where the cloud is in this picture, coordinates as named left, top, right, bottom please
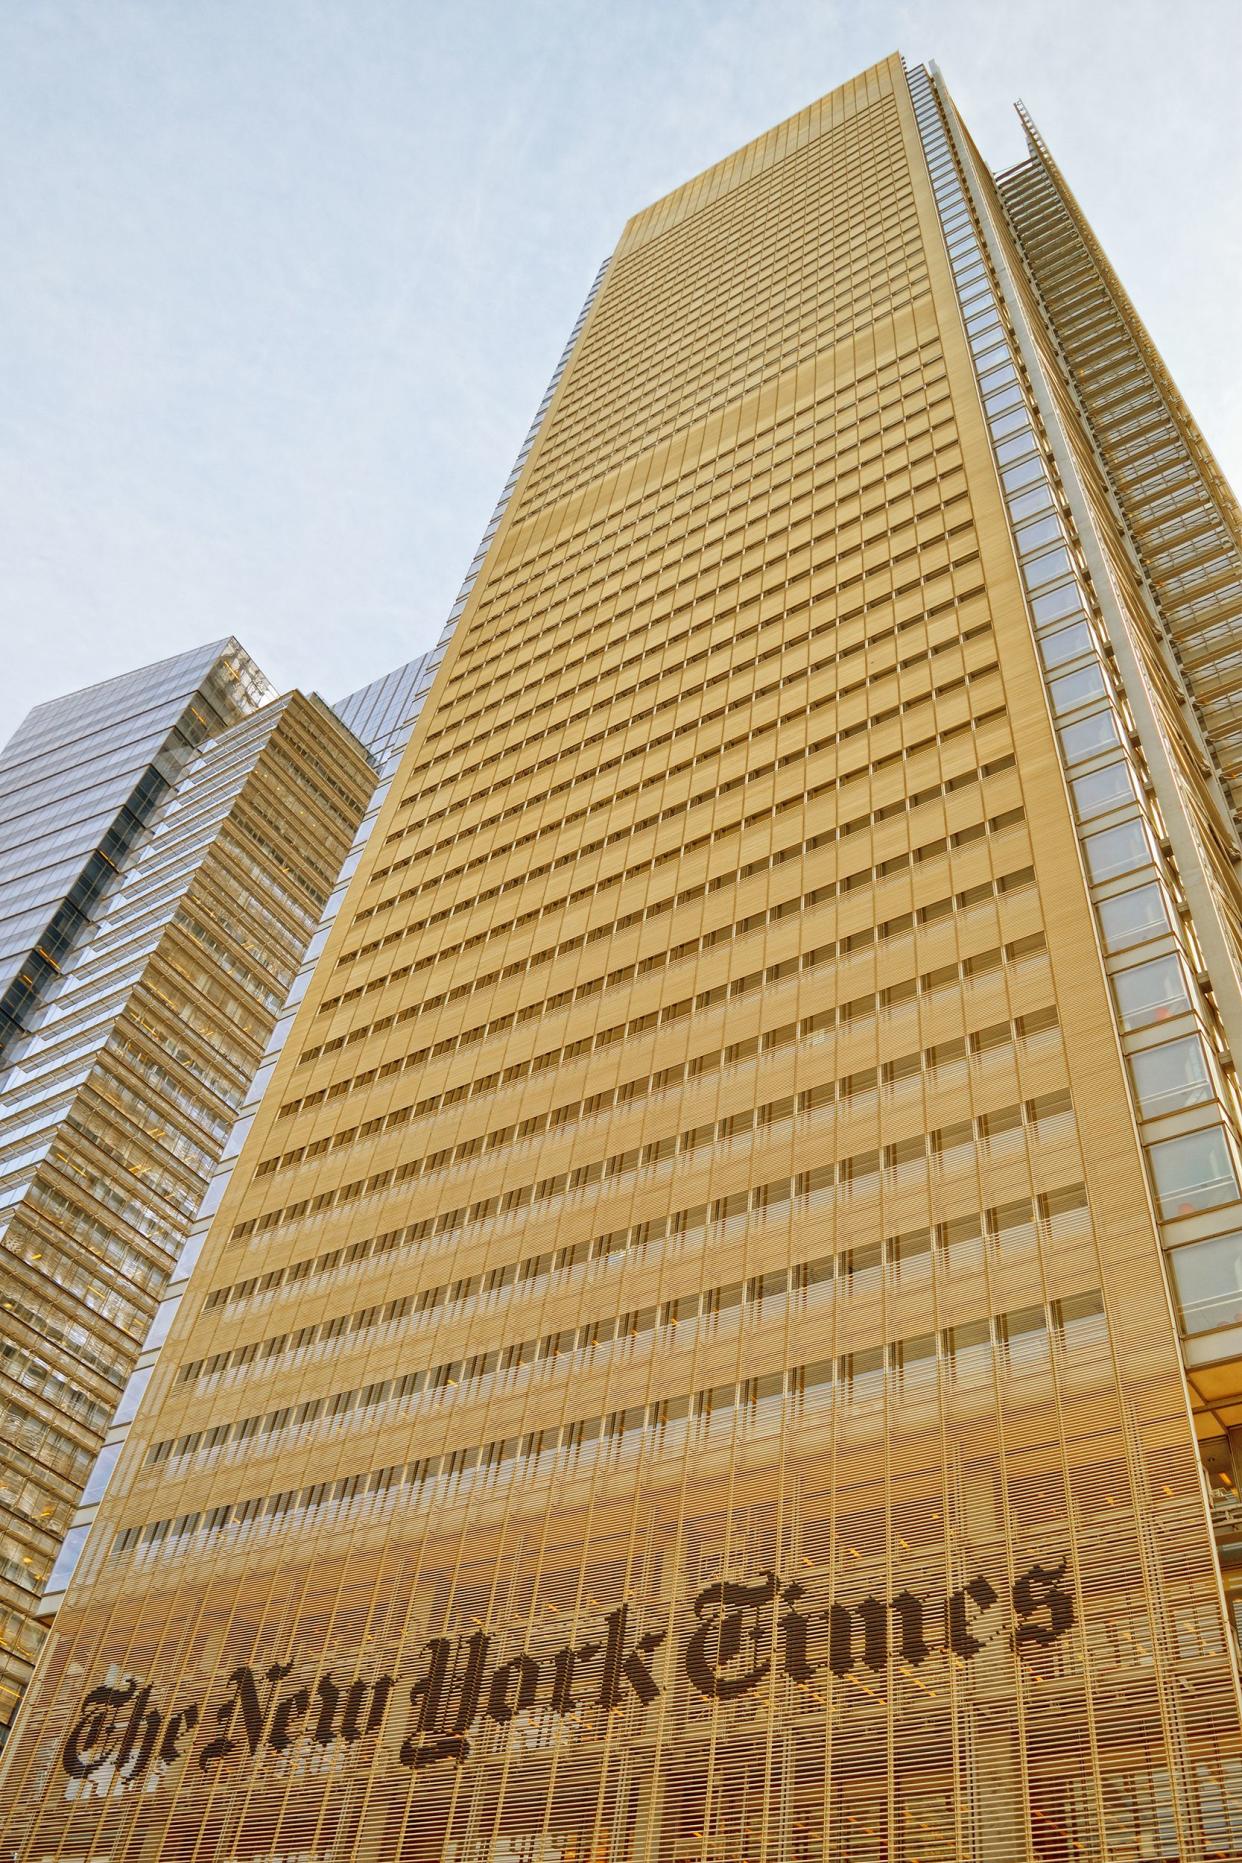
left=0, top=0, right=1237, bottom=745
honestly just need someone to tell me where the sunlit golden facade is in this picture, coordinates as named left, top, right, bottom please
left=4, top=54, right=1242, bottom=1861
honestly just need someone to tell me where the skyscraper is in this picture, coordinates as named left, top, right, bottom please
left=0, top=641, right=276, bottom=1061
left=4, top=52, right=1241, bottom=1861
left=0, top=661, right=375, bottom=1736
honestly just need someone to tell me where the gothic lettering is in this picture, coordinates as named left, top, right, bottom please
left=60, top=1554, right=1077, bottom=1788
left=400, top=1630, right=491, bottom=1769
left=485, top=1652, right=540, bottom=1724
left=684, top=1573, right=778, bottom=1699
left=946, top=1575, right=1000, bottom=1660
left=828, top=1596, right=889, bottom=1676
left=597, top=1603, right=666, bottom=1710
left=200, top=1662, right=293, bottom=1769
left=1011, top=1560, right=1074, bottom=1648
left=62, top=1680, right=144, bottom=1781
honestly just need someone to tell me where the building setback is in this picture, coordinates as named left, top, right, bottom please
left=3, top=54, right=1242, bottom=1860
left=0, top=668, right=375, bottom=1735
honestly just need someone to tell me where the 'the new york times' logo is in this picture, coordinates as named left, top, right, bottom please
left=61, top=1561, right=1073, bottom=1789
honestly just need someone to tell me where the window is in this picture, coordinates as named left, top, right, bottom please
left=1040, top=622, right=1093, bottom=670
left=1031, top=582, right=1085, bottom=627
left=1015, top=513, right=1064, bottom=555
left=1098, top=882, right=1170, bottom=952
left=1084, top=819, right=1153, bottom=882
left=1007, top=482, right=1054, bottom=522
left=174, top=1230, right=206, bottom=1280
left=1113, top=954, right=1190, bottom=1029
left=45, top=1525, right=89, bottom=1594
left=81, top=1440, right=122, bottom=1506
left=996, top=428, right=1036, bottom=464
left=1072, top=762, right=1135, bottom=820
left=113, top=1363, right=152, bottom=1426
left=1050, top=664, right=1107, bottom=715
left=144, top=1298, right=178, bottom=1351
left=1001, top=454, right=1045, bottom=494
left=1060, top=711, right=1120, bottom=765
left=1130, top=1037, right=1213, bottom=1118
left=1168, top=1233, right=1242, bottom=1335
left=1149, top=1127, right=1240, bottom=1220
left=1022, top=548, right=1074, bottom=591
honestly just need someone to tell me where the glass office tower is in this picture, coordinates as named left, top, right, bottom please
left=0, top=670, right=375, bottom=1737
left=0, top=641, right=275, bottom=1061
left=4, top=54, right=1241, bottom=1861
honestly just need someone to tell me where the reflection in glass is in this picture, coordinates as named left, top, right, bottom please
left=1072, top=762, right=1135, bottom=821
left=113, top=1363, right=152, bottom=1426
left=1031, top=581, right=1086, bottom=627
left=43, top=1524, right=89, bottom=1595
left=1015, top=513, right=1064, bottom=555
left=1084, top=819, right=1151, bottom=882
left=1001, top=454, right=1044, bottom=494
left=1040, top=622, right=1093, bottom=670
left=1149, top=1127, right=1240, bottom=1220
left=1050, top=664, right=1107, bottom=715
left=1007, top=482, right=1054, bottom=523
left=144, top=1298, right=177, bottom=1351
left=1130, top=1037, right=1212, bottom=1118
left=1098, top=883, right=1169, bottom=952
left=1169, top=1233, right=1242, bottom=1335
left=1060, top=711, right=1120, bottom=765
left=1023, top=548, right=1074, bottom=591
left=81, top=1440, right=122, bottom=1506
left=1113, top=954, right=1190, bottom=1028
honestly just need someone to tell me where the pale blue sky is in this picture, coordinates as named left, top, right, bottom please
left=2, top=0, right=1239, bottom=746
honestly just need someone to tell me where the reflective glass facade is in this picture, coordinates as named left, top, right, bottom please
left=3, top=54, right=1241, bottom=1862
left=0, top=642, right=274, bottom=1058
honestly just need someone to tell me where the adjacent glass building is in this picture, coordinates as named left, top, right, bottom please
left=0, top=641, right=275, bottom=1061
left=4, top=54, right=1242, bottom=1861
left=0, top=661, right=376, bottom=1737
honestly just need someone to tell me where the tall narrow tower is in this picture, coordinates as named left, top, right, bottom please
left=4, top=54, right=1241, bottom=1862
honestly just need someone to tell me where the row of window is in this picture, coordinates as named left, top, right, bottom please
left=281, top=864, right=1042, bottom=1140
left=385, top=510, right=983, bottom=916
left=187, top=1162, right=1087, bottom=1408
left=167, top=1183, right=1091, bottom=1468
left=521, top=106, right=921, bottom=505
left=418, top=476, right=976, bottom=826
left=310, top=752, right=1020, bottom=1087
left=432, top=467, right=967, bottom=759
left=314, top=801, right=1025, bottom=1097
left=294, top=767, right=1023, bottom=1115
left=204, top=1046, right=1075, bottom=1332
left=321, top=678, right=1009, bottom=1023
left=116, top=1286, right=1107, bottom=1562
left=915, top=77, right=1242, bottom=1257
left=373, top=585, right=982, bottom=900
left=159, top=1207, right=1088, bottom=1465
left=259, top=929, right=1047, bottom=1186
left=426, top=486, right=969, bottom=766
left=453, top=338, right=949, bottom=693
left=407, top=411, right=968, bottom=797
left=521, top=163, right=927, bottom=503
left=299, top=836, right=1029, bottom=1113
left=231, top=1060, right=1070, bottom=1255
